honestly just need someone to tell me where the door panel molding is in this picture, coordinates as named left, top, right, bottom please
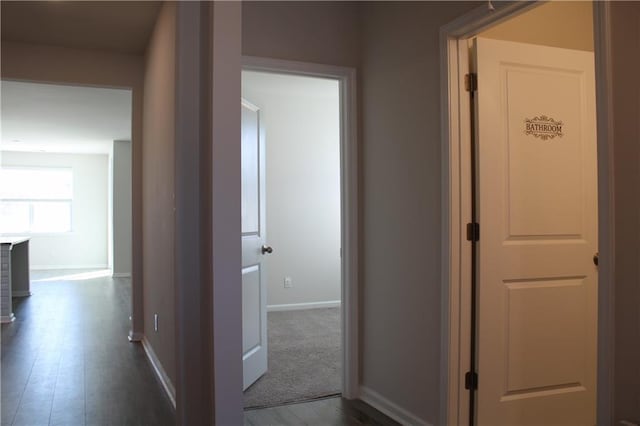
left=241, top=98, right=268, bottom=390
left=474, top=37, right=598, bottom=424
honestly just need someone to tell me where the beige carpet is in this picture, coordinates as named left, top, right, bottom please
left=243, top=308, right=341, bottom=409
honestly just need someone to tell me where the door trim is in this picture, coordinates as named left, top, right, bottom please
left=241, top=55, right=360, bottom=400
left=439, top=2, right=614, bottom=424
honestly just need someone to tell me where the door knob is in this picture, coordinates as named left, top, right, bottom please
left=593, top=252, right=598, bottom=266
left=261, top=245, right=273, bottom=255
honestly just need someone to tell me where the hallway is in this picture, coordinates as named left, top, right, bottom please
left=1, top=270, right=175, bottom=426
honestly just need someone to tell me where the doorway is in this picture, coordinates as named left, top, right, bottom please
left=441, top=2, right=605, bottom=424
left=240, top=57, right=359, bottom=409
left=0, top=80, right=132, bottom=281
left=0, top=79, right=145, bottom=424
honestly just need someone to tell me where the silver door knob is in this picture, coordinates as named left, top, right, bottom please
left=261, top=245, right=273, bottom=255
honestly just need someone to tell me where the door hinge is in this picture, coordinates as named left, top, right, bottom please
left=466, top=222, right=480, bottom=242
left=465, top=371, right=478, bottom=390
left=465, top=73, right=478, bottom=92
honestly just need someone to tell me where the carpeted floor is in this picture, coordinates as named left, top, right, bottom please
left=243, top=307, right=341, bottom=409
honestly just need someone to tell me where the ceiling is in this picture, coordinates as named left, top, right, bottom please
left=481, top=1, right=594, bottom=52
left=1, top=2, right=153, bottom=155
left=1, top=81, right=132, bottom=154
left=1, top=1, right=161, bottom=55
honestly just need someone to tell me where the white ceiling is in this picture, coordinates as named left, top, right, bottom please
left=1, top=81, right=132, bottom=154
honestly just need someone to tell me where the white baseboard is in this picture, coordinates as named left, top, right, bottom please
left=128, top=331, right=143, bottom=342
left=359, top=386, right=431, bottom=426
left=141, top=337, right=176, bottom=409
left=31, top=264, right=109, bottom=271
left=267, top=300, right=341, bottom=312
left=112, top=272, right=132, bottom=278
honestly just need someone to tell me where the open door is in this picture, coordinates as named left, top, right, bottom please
left=473, top=38, right=598, bottom=424
left=241, top=99, right=269, bottom=390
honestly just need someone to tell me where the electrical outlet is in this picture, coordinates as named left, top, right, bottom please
left=284, top=277, right=292, bottom=288
left=154, top=314, right=159, bottom=332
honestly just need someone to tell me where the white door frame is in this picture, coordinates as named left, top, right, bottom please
left=242, top=55, right=360, bottom=400
left=439, top=2, right=615, bottom=424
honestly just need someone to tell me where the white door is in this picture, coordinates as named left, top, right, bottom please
left=474, top=38, right=598, bottom=425
left=241, top=99, right=269, bottom=390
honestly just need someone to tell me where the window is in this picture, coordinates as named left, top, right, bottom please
left=0, top=167, right=73, bottom=234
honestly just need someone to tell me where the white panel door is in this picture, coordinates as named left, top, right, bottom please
left=241, top=99, right=269, bottom=391
left=474, top=38, right=598, bottom=425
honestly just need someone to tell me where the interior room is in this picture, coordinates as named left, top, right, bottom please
left=0, top=81, right=143, bottom=423
left=1, top=81, right=133, bottom=279
left=1, top=1, right=638, bottom=425
left=0, top=80, right=134, bottom=327
left=241, top=71, right=343, bottom=409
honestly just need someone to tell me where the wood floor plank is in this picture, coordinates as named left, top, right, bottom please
left=245, top=397, right=398, bottom=426
left=302, top=398, right=351, bottom=425
left=0, top=270, right=175, bottom=426
left=345, top=399, right=399, bottom=426
left=3, top=271, right=401, bottom=426
left=265, top=405, right=308, bottom=425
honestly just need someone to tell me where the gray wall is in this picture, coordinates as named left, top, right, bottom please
left=142, top=1, right=176, bottom=386
left=242, top=1, right=360, bottom=68
left=113, top=140, right=132, bottom=276
left=243, top=2, right=477, bottom=423
left=359, top=2, right=478, bottom=422
left=611, top=2, right=640, bottom=422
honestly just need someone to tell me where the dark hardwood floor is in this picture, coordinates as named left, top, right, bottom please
left=2, top=270, right=397, bottom=426
left=1, top=270, right=175, bottom=426
left=244, top=396, right=400, bottom=426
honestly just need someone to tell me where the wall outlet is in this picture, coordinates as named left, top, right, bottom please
left=284, top=276, right=292, bottom=288
left=154, top=314, right=159, bottom=332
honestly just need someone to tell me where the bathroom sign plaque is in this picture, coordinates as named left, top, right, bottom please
left=524, top=115, right=564, bottom=141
